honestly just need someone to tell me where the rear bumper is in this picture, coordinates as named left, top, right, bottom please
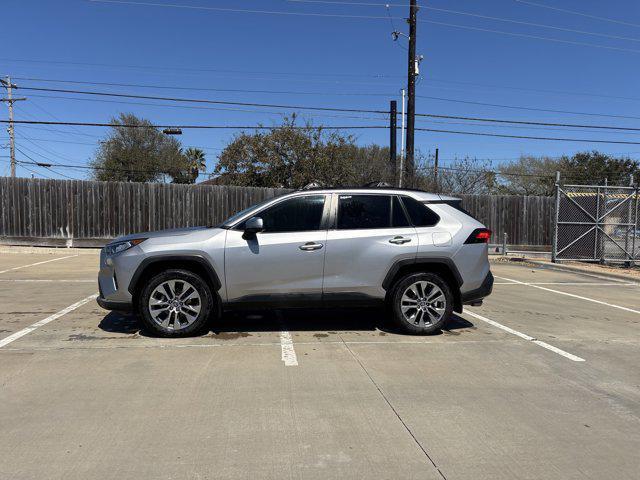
left=461, top=271, right=493, bottom=305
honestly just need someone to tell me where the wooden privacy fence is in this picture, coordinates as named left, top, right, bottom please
left=0, top=177, right=554, bottom=247
left=0, top=177, right=289, bottom=246
left=458, top=194, right=554, bottom=249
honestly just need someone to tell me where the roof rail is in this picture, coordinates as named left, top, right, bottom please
left=361, top=181, right=393, bottom=188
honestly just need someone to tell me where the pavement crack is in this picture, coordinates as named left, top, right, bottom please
left=339, top=335, right=447, bottom=480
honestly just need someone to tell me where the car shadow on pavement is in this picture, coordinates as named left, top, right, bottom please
left=98, top=309, right=475, bottom=338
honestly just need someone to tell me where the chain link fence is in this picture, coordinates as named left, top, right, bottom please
left=553, top=182, right=639, bottom=264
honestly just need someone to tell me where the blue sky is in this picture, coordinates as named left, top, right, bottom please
left=2, top=0, right=640, bottom=180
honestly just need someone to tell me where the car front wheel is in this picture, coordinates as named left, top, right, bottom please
left=390, top=272, right=453, bottom=334
left=138, top=269, right=213, bottom=337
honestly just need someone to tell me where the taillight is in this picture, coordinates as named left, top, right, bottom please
left=464, top=228, right=492, bottom=244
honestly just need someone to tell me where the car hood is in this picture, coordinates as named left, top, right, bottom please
left=107, top=226, right=211, bottom=245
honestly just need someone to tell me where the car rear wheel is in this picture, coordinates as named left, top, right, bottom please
left=390, top=272, right=453, bottom=334
left=138, top=269, right=213, bottom=337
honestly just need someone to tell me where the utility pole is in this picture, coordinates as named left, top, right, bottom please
left=389, top=100, right=397, bottom=185
left=1, top=76, right=27, bottom=178
left=405, top=0, right=418, bottom=187
left=399, top=88, right=406, bottom=187
left=433, top=148, right=439, bottom=192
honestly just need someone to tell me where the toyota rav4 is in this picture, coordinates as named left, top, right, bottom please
left=97, top=188, right=493, bottom=336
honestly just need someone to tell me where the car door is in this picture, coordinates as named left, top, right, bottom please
left=224, top=194, right=329, bottom=306
left=323, top=194, right=418, bottom=302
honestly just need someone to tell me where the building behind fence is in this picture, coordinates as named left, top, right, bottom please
left=0, top=177, right=554, bottom=247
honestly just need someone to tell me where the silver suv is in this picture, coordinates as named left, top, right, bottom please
left=97, top=188, right=493, bottom=336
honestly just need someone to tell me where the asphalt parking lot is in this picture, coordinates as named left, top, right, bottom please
left=1, top=250, right=639, bottom=479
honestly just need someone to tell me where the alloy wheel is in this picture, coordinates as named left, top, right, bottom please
left=400, top=280, right=446, bottom=327
left=148, top=279, right=202, bottom=330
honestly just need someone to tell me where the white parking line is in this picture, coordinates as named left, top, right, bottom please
left=279, top=331, right=299, bottom=366
left=275, top=310, right=298, bottom=366
left=0, top=294, right=98, bottom=349
left=0, top=279, right=94, bottom=283
left=494, top=281, right=637, bottom=286
left=464, top=310, right=585, bottom=362
left=0, top=255, right=78, bottom=274
left=495, top=275, right=640, bottom=315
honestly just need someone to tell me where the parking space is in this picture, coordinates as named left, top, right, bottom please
left=1, top=251, right=639, bottom=479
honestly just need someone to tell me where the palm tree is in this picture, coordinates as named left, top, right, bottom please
left=183, top=148, right=207, bottom=184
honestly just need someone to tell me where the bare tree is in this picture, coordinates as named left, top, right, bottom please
left=414, top=153, right=495, bottom=194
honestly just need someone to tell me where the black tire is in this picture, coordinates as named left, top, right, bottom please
left=389, top=272, right=453, bottom=335
left=138, top=269, right=214, bottom=337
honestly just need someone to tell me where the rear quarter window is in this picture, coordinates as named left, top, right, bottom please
left=442, top=200, right=478, bottom=221
left=400, top=196, right=440, bottom=227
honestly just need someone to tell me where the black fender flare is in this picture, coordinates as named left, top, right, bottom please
left=128, top=254, right=222, bottom=295
left=382, top=257, right=464, bottom=291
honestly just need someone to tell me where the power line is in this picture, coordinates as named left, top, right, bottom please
left=423, top=19, right=640, bottom=55
left=20, top=84, right=640, bottom=125
left=5, top=119, right=640, bottom=145
left=11, top=77, right=394, bottom=97
left=22, top=92, right=640, bottom=134
left=424, top=77, right=640, bottom=104
left=417, top=113, right=640, bottom=132
left=15, top=134, right=87, bottom=165
left=9, top=73, right=640, bottom=105
left=418, top=118, right=640, bottom=136
left=514, top=0, right=640, bottom=29
left=87, top=0, right=640, bottom=54
left=0, top=60, right=401, bottom=80
left=413, top=127, right=640, bottom=145
left=17, top=86, right=388, bottom=114
left=26, top=93, right=389, bottom=122
left=289, top=1, right=640, bottom=43
left=88, top=0, right=397, bottom=19
left=8, top=156, right=557, bottom=180
left=14, top=146, right=75, bottom=179
left=13, top=103, right=99, bottom=138
left=2, top=120, right=386, bottom=130
left=416, top=94, right=640, bottom=121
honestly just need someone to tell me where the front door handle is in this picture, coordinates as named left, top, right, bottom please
left=389, top=236, right=412, bottom=245
left=299, top=242, right=324, bottom=251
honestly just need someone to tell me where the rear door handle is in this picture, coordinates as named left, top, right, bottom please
left=389, top=236, right=411, bottom=245
left=299, top=242, right=324, bottom=251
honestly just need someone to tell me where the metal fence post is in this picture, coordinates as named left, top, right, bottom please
left=551, top=171, right=561, bottom=263
left=633, top=178, right=638, bottom=267
left=502, top=232, right=508, bottom=256
left=600, top=178, right=608, bottom=263
left=625, top=173, right=634, bottom=266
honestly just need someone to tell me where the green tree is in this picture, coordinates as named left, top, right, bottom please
left=496, top=156, right=560, bottom=196
left=90, top=113, right=188, bottom=183
left=495, top=152, right=639, bottom=196
left=212, top=117, right=394, bottom=188
left=559, top=151, right=638, bottom=185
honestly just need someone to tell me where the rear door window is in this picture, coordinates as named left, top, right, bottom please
left=338, top=195, right=392, bottom=230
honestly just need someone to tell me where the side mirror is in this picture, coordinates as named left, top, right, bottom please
left=243, top=216, right=264, bottom=238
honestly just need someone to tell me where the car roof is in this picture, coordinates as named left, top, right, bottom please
left=283, top=188, right=457, bottom=202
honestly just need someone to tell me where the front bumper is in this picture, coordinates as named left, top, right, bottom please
left=461, top=271, right=493, bottom=305
left=96, top=296, right=133, bottom=312
left=98, top=246, right=143, bottom=309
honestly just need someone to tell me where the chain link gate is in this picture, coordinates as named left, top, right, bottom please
left=553, top=183, right=639, bottom=264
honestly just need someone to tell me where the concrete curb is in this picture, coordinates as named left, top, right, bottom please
left=502, top=257, right=640, bottom=283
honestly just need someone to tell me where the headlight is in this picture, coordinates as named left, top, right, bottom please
left=104, top=238, right=146, bottom=256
